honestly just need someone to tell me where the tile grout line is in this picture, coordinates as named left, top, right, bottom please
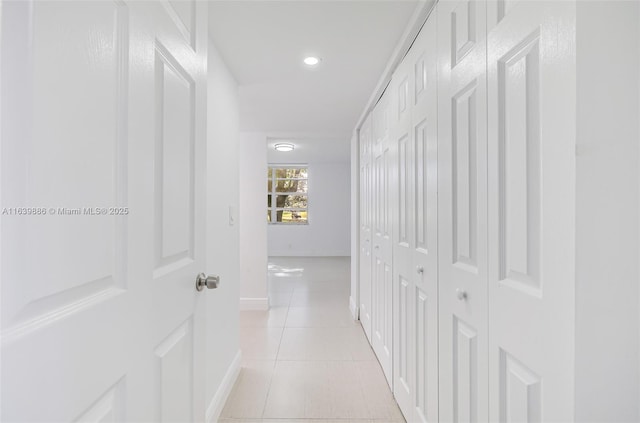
left=259, top=288, right=291, bottom=419
left=247, top=258, right=398, bottom=421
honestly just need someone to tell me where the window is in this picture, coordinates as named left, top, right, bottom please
left=267, top=166, right=308, bottom=224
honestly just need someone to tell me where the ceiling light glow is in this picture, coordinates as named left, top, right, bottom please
left=274, top=143, right=295, bottom=152
left=303, top=56, right=320, bottom=66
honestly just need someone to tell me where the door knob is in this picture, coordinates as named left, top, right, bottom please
left=456, top=288, right=467, bottom=301
left=416, top=266, right=424, bottom=274
left=196, top=273, right=220, bottom=291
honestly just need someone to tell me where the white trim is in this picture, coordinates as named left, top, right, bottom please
left=205, top=350, right=242, bottom=423
left=350, top=130, right=360, bottom=327
left=239, top=297, right=269, bottom=311
left=349, top=296, right=359, bottom=320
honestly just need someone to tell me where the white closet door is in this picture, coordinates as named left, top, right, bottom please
left=391, top=9, right=439, bottom=422
left=411, top=12, right=439, bottom=423
left=486, top=2, right=576, bottom=421
left=391, top=45, right=416, bottom=419
left=371, top=92, right=394, bottom=386
left=437, top=1, right=489, bottom=422
left=359, top=114, right=373, bottom=342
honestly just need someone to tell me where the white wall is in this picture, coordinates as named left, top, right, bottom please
left=268, top=161, right=351, bottom=256
left=205, top=37, right=241, bottom=419
left=238, top=132, right=268, bottom=306
left=575, top=2, right=640, bottom=420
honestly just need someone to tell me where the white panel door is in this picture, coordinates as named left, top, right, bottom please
left=391, top=42, right=416, bottom=420
left=437, top=1, right=489, bottom=422
left=141, top=1, right=208, bottom=421
left=1, top=1, right=208, bottom=421
left=486, top=2, right=576, bottom=421
left=359, top=114, right=373, bottom=342
left=391, top=11, right=440, bottom=422
left=410, top=12, right=439, bottom=423
left=371, top=92, right=394, bottom=386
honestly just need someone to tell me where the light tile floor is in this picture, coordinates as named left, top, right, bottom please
left=220, top=257, right=405, bottom=423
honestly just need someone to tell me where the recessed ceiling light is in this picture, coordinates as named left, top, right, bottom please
left=303, top=56, right=320, bottom=66
left=274, top=143, right=295, bottom=152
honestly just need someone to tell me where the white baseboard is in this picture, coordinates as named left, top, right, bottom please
left=239, top=297, right=269, bottom=311
left=205, top=349, right=242, bottom=423
left=349, top=296, right=358, bottom=320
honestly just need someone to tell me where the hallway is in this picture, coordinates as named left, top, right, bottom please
left=221, top=257, right=405, bottom=422
left=2, top=1, right=639, bottom=421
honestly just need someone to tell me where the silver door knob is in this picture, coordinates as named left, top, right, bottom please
left=456, top=288, right=467, bottom=301
left=196, top=273, right=220, bottom=291
left=416, top=266, right=424, bottom=274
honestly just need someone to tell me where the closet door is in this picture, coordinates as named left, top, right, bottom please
left=371, top=92, right=394, bottom=386
left=410, top=12, right=439, bottom=423
left=359, top=114, right=373, bottom=342
left=392, top=9, right=440, bottom=423
left=437, top=1, right=489, bottom=422
left=391, top=46, right=416, bottom=419
left=486, top=2, right=576, bottom=421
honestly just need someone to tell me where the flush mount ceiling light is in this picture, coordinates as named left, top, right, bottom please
left=303, top=56, right=321, bottom=66
left=274, top=143, right=295, bottom=152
